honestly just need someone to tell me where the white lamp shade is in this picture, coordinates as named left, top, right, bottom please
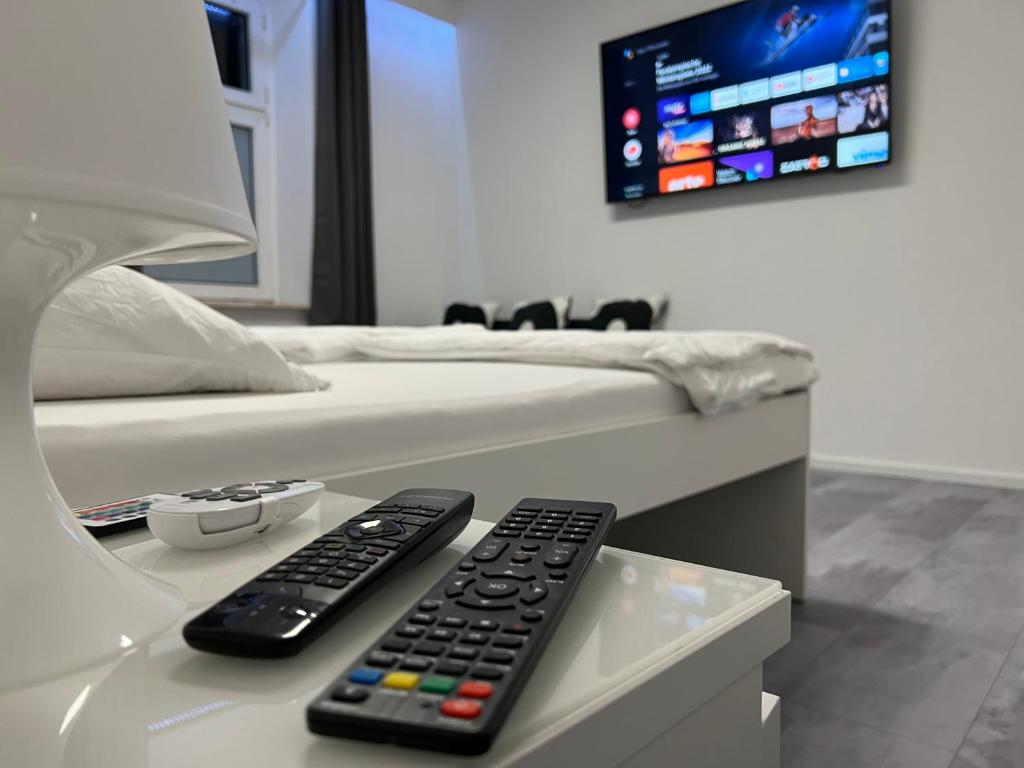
left=0, top=0, right=256, bottom=263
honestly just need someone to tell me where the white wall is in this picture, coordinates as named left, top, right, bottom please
left=454, top=0, right=1024, bottom=484
left=367, top=0, right=482, bottom=325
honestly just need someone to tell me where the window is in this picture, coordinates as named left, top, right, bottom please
left=143, top=0, right=277, bottom=302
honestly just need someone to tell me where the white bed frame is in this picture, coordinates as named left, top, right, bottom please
left=323, top=391, right=809, bottom=598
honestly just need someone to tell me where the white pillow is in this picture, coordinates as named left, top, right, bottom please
left=33, top=267, right=328, bottom=400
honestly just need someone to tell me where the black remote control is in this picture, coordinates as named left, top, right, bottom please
left=307, top=497, right=616, bottom=755
left=183, top=489, right=474, bottom=658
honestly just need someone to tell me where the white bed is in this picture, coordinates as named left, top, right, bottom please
left=36, top=358, right=809, bottom=597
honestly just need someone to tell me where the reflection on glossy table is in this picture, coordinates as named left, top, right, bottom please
left=1, top=493, right=789, bottom=768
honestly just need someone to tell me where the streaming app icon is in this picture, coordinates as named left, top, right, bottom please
left=874, top=51, right=890, bottom=75
left=711, top=85, right=740, bottom=111
left=659, top=161, right=714, bottom=194
left=803, top=64, right=838, bottom=91
left=623, top=139, right=643, bottom=164
left=718, top=150, right=774, bottom=183
left=690, top=92, right=712, bottom=115
left=622, top=108, right=641, bottom=131
left=740, top=79, right=770, bottom=104
left=770, top=71, right=803, bottom=99
left=837, top=132, right=889, bottom=168
left=657, top=97, right=688, bottom=122
left=838, top=56, right=873, bottom=83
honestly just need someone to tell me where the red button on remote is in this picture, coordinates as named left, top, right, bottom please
left=440, top=699, right=482, bottom=719
left=458, top=681, right=493, bottom=700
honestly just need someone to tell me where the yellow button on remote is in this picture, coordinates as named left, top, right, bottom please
left=382, top=672, right=420, bottom=690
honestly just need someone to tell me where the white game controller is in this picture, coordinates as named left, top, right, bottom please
left=147, top=480, right=324, bottom=550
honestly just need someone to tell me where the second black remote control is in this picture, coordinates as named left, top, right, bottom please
left=183, top=489, right=474, bottom=658
left=307, top=497, right=616, bottom=755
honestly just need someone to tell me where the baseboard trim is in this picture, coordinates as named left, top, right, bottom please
left=811, top=454, right=1024, bottom=491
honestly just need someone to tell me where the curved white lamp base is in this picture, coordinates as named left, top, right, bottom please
left=0, top=196, right=254, bottom=692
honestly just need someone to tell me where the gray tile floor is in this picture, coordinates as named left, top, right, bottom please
left=765, top=471, right=1024, bottom=768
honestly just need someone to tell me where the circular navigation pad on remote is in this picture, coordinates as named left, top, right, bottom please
left=343, top=518, right=405, bottom=540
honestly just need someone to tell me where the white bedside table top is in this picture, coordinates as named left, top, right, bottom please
left=2, top=493, right=789, bottom=767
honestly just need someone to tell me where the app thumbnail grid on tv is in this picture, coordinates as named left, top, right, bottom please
left=601, top=0, right=892, bottom=202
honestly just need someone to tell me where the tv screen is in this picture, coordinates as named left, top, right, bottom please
left=601, top=0, right=892, bottom=202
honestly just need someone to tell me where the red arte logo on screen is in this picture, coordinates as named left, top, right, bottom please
left=659, top=162, right=715, bottom=194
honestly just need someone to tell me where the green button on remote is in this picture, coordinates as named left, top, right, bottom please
left=419, top=676, right=456, bottom=695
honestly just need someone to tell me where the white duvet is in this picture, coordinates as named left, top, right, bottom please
left=254, top=326, right=819, bottom=415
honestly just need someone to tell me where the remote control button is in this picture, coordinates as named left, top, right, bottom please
left=531, top=524, right=561, bottom=533
left=457, top=562, right=477, bottom=572
left=520, top=543, right=541, bottom=552
left=455, top=597, right=515, bottom=612
left=471, top=619, right=500, bottom=632
left=400, top=515, right=431, bottom=527
left=396, top=625, right=426, bottom=638
left=482, top=650, right=515, bottom=665
left=440, top=699, right=481, bottom=720
left=544, top=544, right=578, bottom=568
left=205, top=493, right=234, bottom=501
left=365, top=546, right=388, bottom=556
left=412, top=642, right=445, bottom=657
left=574, top=511, right=602, bottom=519
left=492, top=530, right=521, bottom=538
left=297, top=565, right=328, bottom=575
left=521, top=610, right=544, bottom=623
left=311, top=557, right=340, bottom=567
left=347, top=554, right=378, bottom=565
left=331, top=685, right=369, bottom=703
left=420, top=676, right=457, bottom=695
left=419, top=600, right=441, bottom=612
left=511, top=553, right=532, bottom=563
left=472, top=540, right=508, bottom=563
left=503, top=623, right=532, bottom=635
left=276, top=479, right=305, bottom=484
left=349, top=668, right=383, bottom=685
left=285, top=574, right=315, bottom=583
left=342, top=562, right=369, bottom=572
left=525, top=532, right=554, bottom=540
left=517, top=503, right=542, bottom=512
left=371, top=506, right=401, bottom=513
left=458, top=681, right=494, bottom=700
left=182, top=489, right=215, bottom=498
left=256, top=572, right=285, bottom=581
left=421, top=504, right=445, bottom=513
left=521, top=583, right=549, bottom=605
left=544, top=504, right=573, bottom=514
left=256, top=483, right=289, bottom=493
left=491, top=635, right=524, bottom=649
left=549, top=571, right=568, bottom=580
left=343, top=518, right=404, bottom=540
left=445, top=578, right=474, bottom=598
left=558, top=535, right=588, bottom=543
left=428, top=628, right=457, bottom=642
left=563, top=526, right=593, bottom=535
left=409, top=613, right=437, bottom=626
left=382, top=672, right=420, bottom=690
left=461, top=632, right=489, bottom=646
left=448, top=646, right=479, bottom=660
left=481, top=569, right=535, bottom=582
left=230, top=494, right=260, bottom=502
left=395, top=501, right=421, bottom=509
left=282, top=606, right=313, bottom=622
left=400, top=657, right=433, bottom=672
left=441, top=617, right=467, bottom=628
left=381, top=639, right=412, bottom=652
left=345, top=544, right=367, bottom=552
left=470, top=666, right=504, bottom=681
left=328, top=568, right=359, bottom=580
left=413, top=508, right=440, bottom=518
left=314, top=576, right=349, bottom=589
left=475, top=580, right=519, bottom=599
left=434, top=660, right=468, bottom=676
left=367, top=652, right=398, bottom=668
left=372, top=539, right=402, bottom=550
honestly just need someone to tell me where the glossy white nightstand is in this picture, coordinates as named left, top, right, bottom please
left=0, top=492, right=789, bottom=768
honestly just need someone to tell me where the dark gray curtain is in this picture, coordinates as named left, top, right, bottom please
left=310, top=0, right=376, bottom=325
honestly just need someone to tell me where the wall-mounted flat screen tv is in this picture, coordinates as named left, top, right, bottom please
left=601, top=0, right=892, bottom=202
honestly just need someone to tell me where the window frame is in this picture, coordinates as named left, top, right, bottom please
left=156, top=0, right=279, bottom=303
